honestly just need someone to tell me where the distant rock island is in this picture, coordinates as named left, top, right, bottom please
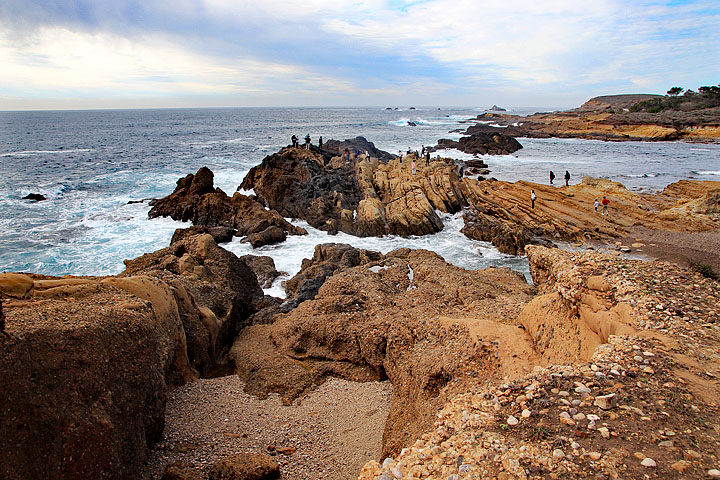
left=489, top=104, right=506, bottom=111
left=472, top=85, right=720, bottom=141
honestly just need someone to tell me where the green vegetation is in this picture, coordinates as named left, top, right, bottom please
left=691, top=262, right=719, bottom=281
left=630, top=83, right=720, bottom=113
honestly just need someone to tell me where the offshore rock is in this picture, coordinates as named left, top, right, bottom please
left=434, top=131, right=523, bottom=155
left=323, top=136, right=395, bottom=162
left=149, top=167, right=306, bottom=243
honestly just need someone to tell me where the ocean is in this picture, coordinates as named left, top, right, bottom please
left=1, top=107, right=719, bottom=295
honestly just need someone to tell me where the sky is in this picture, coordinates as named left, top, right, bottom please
left=0, top=0, right=718, bottom=110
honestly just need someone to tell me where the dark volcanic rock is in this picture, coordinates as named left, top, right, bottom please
left=22, top=193, right=46, bottom=201
left=149, top=167, right=306, bottom=244
left=434, top=131, right=523, bottom=155
left=240, top=148, right=363, bottom=233
left=322, top=136, right=394, bottom=162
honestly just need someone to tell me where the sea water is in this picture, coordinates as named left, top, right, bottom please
left=1, top=107, right=719, bottom=290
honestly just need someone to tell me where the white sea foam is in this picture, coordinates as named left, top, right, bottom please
left=1, top=148, right=91, bottom=157
left=695, top=170, right=720, bottom=175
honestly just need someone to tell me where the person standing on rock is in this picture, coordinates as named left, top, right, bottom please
left=531, top=189, right=536, bottom=209
left=594, top=198, right=599, bottom=213
left=291, top=135, right=298, bottom=148
left=411, top=159, right=417, bottom=176
left=425, top=151, right=430, bottom=165
left=550, top=170, right=555, bottom=184
left=564, top=170, right=570, bottom=186
left=344, top=148, right=351, bottom=163
left=304, top=134, right=311, bottom=149
left=318, top=136, right=323, bottom=151
left=602, top=195, right=610, bottom=215
left=398, top=151, right=403, bottom=163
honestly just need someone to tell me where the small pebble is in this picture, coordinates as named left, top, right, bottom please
left=641, top=457, right=657, bottom=467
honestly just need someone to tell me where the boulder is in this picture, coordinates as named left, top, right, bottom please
left=242, top=226, right=286, bottom=248
left=241, top=255, right=284, bottom=289
left=461, top=209, right=534, bottom=256
left=208, top=453, right=280, bottom=480
left=162, top=461, right=204, bottom=480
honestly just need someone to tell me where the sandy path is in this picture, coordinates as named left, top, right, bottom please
left=142, top=375, right=392, bottom=480
left=621, top=226, right=720, bottom=273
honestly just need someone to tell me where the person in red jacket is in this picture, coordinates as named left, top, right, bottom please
left=601, top=195, right=610, bottom=215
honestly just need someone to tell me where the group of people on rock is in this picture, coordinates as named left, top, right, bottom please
left=291, top=134, right=322, bottom=150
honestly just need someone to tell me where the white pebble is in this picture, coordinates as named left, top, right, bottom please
left=506, top=415, right=519, bottom=426
left=641, top=457, right=657, bottom=467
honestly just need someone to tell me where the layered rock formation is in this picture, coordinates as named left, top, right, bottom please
left=459, top=177, right=720, bottom=255
left=149, top=167, right=306, bottom=247
left=0, top=234, right=264, bottom=479
left=240, top=146, right=467, bottom=237
left=466, top=94, right=720, bottom=141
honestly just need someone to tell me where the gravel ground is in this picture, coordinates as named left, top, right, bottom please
left=142, top=376, right=393, bottom=480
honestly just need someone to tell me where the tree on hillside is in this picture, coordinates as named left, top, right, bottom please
left=667, top=86, right=684, bottom=96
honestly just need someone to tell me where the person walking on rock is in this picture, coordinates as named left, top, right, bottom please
left=601, top=195, right=610, bottom=215
left=564, top=170, right=570, bottom=186
left=291, top=135, right=298, bottom=148
left=318, top=136, right=323, bottom=150
left=594, top=198, right=599, bottom=213
left=550, top=170, right=555, bottom=185
left=304, top=134, right=311, bottom=149
left=531, top=189, right=536, bottom=209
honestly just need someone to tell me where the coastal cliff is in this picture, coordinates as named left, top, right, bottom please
left=466, top=91, right=720, bottom=141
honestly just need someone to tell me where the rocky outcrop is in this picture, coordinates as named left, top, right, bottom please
left=0, top=274, right=193, bottom=479
left=240, top=146, right=467, bottom=237
left=148, top=167, right=306, bottom=245
left=240, top=255, right=284, bottom=289
left=459, top=177, right=720, bottom=255
left=0, top=235, right=265, bottom=479
left=433, top=131, right=523, bottom=155
left=122, top=234, right=264, bottom=374
left=229, top=245, right=536, bottom=457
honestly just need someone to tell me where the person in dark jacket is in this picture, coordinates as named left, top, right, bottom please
left=564, top=170, right=570, bottom=186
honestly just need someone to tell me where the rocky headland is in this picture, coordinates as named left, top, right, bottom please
left=464, top=92, right=720, bottom=142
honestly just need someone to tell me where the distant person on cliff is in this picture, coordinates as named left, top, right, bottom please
left=594, top=198, right=599, bottom=213
left=291, top=135, right=298, bottom=148
left=531, top=189, right=536, bottom=209
left=344, top=148, right=350, bottom=162
left=421, top=145, right=426, bottom=156
left=425, top=152, right=430, bottom=165
left=550, top=170, right=555, bottom=184
left=411, top=159, right=417, bottom=175
left=398, top=151, right=403, bottom=163
left=602, top=196, right=610, bottom=215
left=318, top=136, right=323, bottom=150
left=564, top=170, right=570, bottom=186
left=304, top=134, right=311, bottom=149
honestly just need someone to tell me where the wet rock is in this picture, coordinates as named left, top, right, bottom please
left=22, top=193, right=46, bottom=201
left=242, top=226, right=287, bottom=248
left=241, top=255, right=284, bottom=289
left=172, top=226, right=237, bottom=245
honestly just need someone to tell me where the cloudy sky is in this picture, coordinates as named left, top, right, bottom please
left=1, top=0, right=718, bottom=110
